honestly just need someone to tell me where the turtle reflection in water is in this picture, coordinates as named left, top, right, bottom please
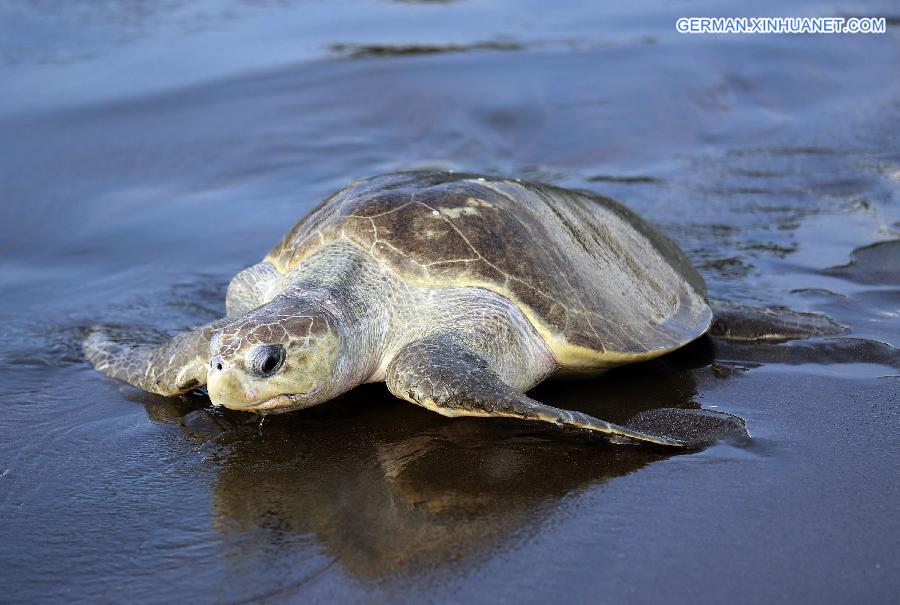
left=200, top=392, right=682, bottom=578
left=85, top=172, right=840, bottom=447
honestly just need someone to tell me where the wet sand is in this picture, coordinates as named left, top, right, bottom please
left=0, top=1, right=898, bottom=603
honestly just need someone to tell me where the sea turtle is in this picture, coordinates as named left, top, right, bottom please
left=84, top=171, right=799, bottom=447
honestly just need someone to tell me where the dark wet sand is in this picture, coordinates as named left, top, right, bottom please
left=1, top=1, right=898, bottom=603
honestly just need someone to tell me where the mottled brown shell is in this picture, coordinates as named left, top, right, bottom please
left=265, top=172, right=711, bottom=368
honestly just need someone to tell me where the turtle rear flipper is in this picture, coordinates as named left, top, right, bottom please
left=714, top=337, right=900, bottom=369
left=386, top=334, right=747, bottom=449
left=709, top=299, right=846, bottom=343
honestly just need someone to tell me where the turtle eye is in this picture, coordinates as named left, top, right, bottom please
left=248, top=344, right=285, bottom=377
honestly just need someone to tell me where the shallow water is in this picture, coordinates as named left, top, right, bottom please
left=1, top=1, right=898, bottom=603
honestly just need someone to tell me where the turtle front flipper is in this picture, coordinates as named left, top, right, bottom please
left=226, top=261, right=280, bottom=316
left=386, top=335, right=746, bottom=449
left=83, top=319, right=226, bottom=396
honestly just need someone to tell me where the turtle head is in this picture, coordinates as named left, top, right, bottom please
left=206, top=296, right=344, bottom=413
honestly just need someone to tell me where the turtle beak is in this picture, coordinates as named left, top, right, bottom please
left=207, top=358, right=257, bottom=408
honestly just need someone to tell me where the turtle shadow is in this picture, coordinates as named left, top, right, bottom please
left=136, top=359, right=721, bottom=582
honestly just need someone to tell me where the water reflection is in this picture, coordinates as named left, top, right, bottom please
left=147, top=362, right=706, bottom=579
left=134, top=322, right=900, bottom=581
